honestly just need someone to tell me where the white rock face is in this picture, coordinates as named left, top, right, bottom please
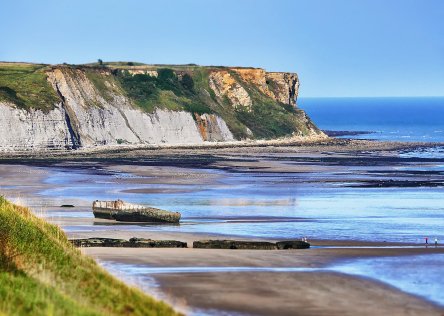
left=123, top=108, right=204, bottom=144
left=46, top=68, right=207, bottom=147
left=47, top=68, right=139, bottom=147
left=0, top=66, right=316, bottom=152
left=127, top=69, right=158, bottom=77
left=214, top=115, right=234, bottom=141
left=0, top=102, right=72, bottom=151
left=0, top=67, right=236, bottom=151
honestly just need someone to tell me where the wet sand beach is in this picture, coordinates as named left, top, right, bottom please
left=153, top=271, right=442, bottom=316
left=0, top=138, right=443, bottom=162
left=1, top=140, right=444, bottom=315
left=83, top=242, right=444, bottom=316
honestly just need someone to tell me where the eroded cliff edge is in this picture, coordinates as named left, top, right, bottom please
left=0, top=62, right=324, bottom=151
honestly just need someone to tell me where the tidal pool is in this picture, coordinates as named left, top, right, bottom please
left=39, top=164, right=444, bottom=243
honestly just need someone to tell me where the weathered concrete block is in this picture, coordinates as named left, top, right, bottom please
left=276, top=240, right=310, bottom=249
left=192, top=239, right=311, bottom=250
left=70, top=237, right=187, bottom=248
left=92, top=200, right=181, bottom=223
left=193, top=240, right=277, bottom=250
left=127, top=238, right=187, bottom=248
left=70, top=238, right=127, bottom=247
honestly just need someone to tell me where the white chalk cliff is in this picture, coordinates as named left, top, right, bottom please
left=0, top=64, right=322, bottom=151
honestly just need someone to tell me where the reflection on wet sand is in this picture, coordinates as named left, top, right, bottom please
left=1, top=145, right=444, bottom=315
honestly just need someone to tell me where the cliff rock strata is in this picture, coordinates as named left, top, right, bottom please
left=230, top=68, right=299, bottom=106
left=208, top=71, right=253, bottom=111
left=0, top=63, right=323, bottom=151
left=0, top=102, right=73, bottom=151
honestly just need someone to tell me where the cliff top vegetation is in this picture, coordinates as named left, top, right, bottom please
left=0, top=61, right=313, bottom=140
left=0, top=63, right=60, bottom=112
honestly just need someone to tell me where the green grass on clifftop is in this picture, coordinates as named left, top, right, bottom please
left=0, top=197, right=178, bottom=316
left=115, top=68, right=213, bottom=115
left=0, top=62, right=319, bottom=140
left=0, top=63, right=60, bottom=112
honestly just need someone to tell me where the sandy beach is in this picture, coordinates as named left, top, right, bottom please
left=83, top=241, right=444, bottom=316
left=1, top=140, right=444, bottom=315
left=154, top=271, right=442, bottom=316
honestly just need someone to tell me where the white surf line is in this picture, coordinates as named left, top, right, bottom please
left=101, top=263, right=321, bottom=274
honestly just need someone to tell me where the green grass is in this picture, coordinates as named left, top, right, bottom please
left=115, top=68, right=212, bottom=115
left=140, top=90, right=186, bottom=113
left=189, top=68, right=210, bottom=92
left=111, top=65, right=310, bottom=138
left=0, top=62, right=318, bottom=140
left=0, top=63, right=60, bottom=112
left=0, top=197, right=179, bottom=316
left=84, top=69, right=123, bottom=103
left=235, top=97, right=299, bottom=139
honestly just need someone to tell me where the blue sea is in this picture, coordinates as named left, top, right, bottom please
left=299, top=97, right=444, bottom=142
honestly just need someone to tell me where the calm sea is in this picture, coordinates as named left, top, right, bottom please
left=299, top=97, right=444, bottom=142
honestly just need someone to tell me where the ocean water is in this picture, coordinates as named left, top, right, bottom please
left=40, top=165, right=444, bottom=244
left=333, top=254, right=444, bottom=306
left=299, top=97, right=444, bottom=142
left=101, top=254, right=444, bottom=307
left=30, top=97, right=444, bottom=243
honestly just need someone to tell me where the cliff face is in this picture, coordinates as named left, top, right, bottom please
left=0, top=63, right=323, bottom=151
left=0, top=103, right=73, bottom=150
left=46, top=68, right=207, bottom=148
left=230, top=68, right=299, bottom=106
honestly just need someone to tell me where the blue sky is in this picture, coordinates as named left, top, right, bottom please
left=1, top=0, right=443, bottom=97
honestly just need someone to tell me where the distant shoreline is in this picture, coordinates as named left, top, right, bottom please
left=0, top=138, right=443, bottom=162
left=322, top=130, right=374, bottom=137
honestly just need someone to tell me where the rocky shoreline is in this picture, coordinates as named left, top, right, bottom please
left=0, top=138, right=443, bottom=162
left=71, top=238, right=311, bottom=250
left=71, top=238, right=187, bottom=248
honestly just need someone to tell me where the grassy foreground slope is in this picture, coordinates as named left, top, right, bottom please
left=0, top=197, right=178, bottom=316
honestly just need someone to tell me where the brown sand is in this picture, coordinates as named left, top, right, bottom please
left=2, top=146, right=444, bottom=315
left=155, top=271, right=443, bottom=316
left=1, top=138, right=442, bottom=161
left=84, top=242, right=444, bottom=316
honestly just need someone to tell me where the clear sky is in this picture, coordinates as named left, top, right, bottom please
left=1, top=0, right=443, bottom=97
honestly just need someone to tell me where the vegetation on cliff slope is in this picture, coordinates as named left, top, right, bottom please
left=0, top=63, right=60, bottom=112
left=227, top=71, right=316, bottom=138
left=0, top=62, right=320, bottom=140
left=115, top=68, right=213, bottom=115
left=110, top=66, right=313, bottom=139
left=0, top=197, right=178, bottom=316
